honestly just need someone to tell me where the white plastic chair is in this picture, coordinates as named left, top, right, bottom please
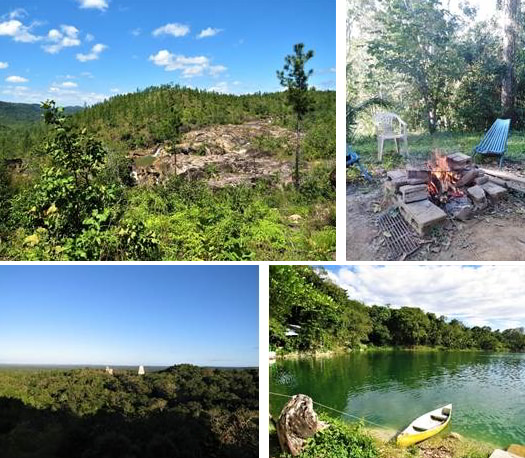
left=374, top=112, right=408, bottom=161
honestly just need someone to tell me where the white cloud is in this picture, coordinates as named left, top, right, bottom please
left=149, top=49, right=226, bottom=78
left=324, top=266, right=525, bottom=330
left=61, top=81, right=78, bottom=88
left=0, top=62, right=8, bottom=69
left=76, top=43, right=107, bottom=62
left=80, top=71, right=94, bottom=78
left=131, top=28, right=141, bottom=36
left=110, top=88, right=120, bottom=93
left=0, top=19, right=41, bottom=43
left=77, top=0, right=109, bottom=11
left=209, top=65, right=227, bottom=76
left=208, top=81, right=229, bottom=93
left=86, top=33, right=95, bottom=42
left=196, top=27, right=223, bottom=39
left=1, top=85, right=43, bottom=102
left=42, top=25, right=81, bottom=54
left=153, top=23, right=190, bottom=37
left=8, top=8, right=28, bottom=20
left=3, top=85, right=28, bottom=92
left=47, top=84, right=107, bottom=105
left=5, top=75, right=28, bottom=83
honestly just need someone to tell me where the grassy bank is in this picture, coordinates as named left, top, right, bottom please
left=269, top=415, right=496, bottom=458
left=351, top=130, right=525, bottom=164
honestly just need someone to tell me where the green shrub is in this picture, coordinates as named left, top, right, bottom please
left=294, top=417, right=379, bottom=458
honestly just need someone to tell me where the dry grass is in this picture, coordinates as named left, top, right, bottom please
left=369, top=430, right=494, bottom=458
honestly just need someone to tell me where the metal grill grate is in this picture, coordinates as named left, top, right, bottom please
left=378, top=209, right=421, bottom=260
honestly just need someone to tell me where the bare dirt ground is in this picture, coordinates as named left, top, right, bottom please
left=132, top=120, right=295, bottom=187
left=347, top=177, right=525, bottom=261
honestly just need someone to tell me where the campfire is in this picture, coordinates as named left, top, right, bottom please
left=428, top=152, right=463, bottom=203
left=384, top=151, right=508, bottom=235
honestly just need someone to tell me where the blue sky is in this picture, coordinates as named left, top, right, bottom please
left=322, top=265, right=525, bottom=331
left=0, top=265, right=259, bottom=367
left=0, top=0, right=335, bottom=106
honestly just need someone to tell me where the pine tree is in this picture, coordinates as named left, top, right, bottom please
left=277, top=43, right=314, bottom=188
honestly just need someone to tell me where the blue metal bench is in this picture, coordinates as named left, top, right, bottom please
left=472, top=119, right=511, bottom=169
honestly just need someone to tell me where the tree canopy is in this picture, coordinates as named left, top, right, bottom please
left=270, top=266, right=525, bottom=353
left=0, top=364, right=258, bottom=458
left=349, top=0, right=525, bottom=134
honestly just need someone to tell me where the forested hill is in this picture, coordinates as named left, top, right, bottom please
left=72, top=84, right=335, bottom=151
left=0, top=84, right=335, bottom=159
left=0, top=364, right=258, bottom=458
left=0, top=85, right=335, bottom=261
left=269, top=266, right=525, bottom=353
left=0, top=101, right=82, bottom=126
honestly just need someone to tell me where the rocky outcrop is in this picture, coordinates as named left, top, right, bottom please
left=276, top=394, right=328, bottom=456
left=131, top=121, right=296, bottom=187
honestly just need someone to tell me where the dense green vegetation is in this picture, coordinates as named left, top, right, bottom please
left=269, top=266, right=525, bottom=353
left=0, top=364, right=258, bottom=458
left=297, top=417, right=378, bottom=458
left=72, top=85, right=335, bottom=154
left=348, top=0, right=525, bottom=158
left=0, top=83, right=335, bottom=260
left=0, top=101, right=81, bottom=127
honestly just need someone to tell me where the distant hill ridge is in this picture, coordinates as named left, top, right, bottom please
left=0, top=100, right=83, bottom=126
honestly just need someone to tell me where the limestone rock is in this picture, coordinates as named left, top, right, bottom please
left=276, top=394, right=328, bottom=456
left=289, top=214, right=302, bottom=224
left=448, top=432, right=463, bottom=441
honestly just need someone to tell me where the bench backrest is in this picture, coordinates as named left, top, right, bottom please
left=475, top=119, right=510, bottom=154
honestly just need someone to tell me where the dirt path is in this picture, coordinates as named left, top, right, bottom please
left=347, top=180, right=525, bottom=261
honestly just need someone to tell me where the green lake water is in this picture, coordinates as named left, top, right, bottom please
left=270, top=351, right=525, bottom=447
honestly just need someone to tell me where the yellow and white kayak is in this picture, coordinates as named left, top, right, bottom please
left=397, top=404, right=452, bottom=447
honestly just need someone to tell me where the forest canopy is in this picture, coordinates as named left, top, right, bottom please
left=0, top=364, right=258, bottom=458
left=348, top=0, right=525, bottom=134
left=269, top=265, right=525, bottom=353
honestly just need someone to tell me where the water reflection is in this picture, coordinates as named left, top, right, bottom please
left=270, top=351, right=525, bottom=447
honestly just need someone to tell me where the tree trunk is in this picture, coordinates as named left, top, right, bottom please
left=295, top=117, right=300, bottom=189
left=427, top=107, right=436, bottom=134
left=502, top=0, right=521, bottom=119
left=418, top=77, right=437, bottom=134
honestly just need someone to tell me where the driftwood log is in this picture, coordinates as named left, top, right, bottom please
left=276, top=394, right=328, bottom=456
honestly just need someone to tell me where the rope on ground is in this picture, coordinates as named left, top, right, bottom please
left=269, top=391, right=391, bottom=431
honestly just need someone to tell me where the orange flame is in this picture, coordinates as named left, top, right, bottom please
left=428, top=151, right=463, bottom=200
